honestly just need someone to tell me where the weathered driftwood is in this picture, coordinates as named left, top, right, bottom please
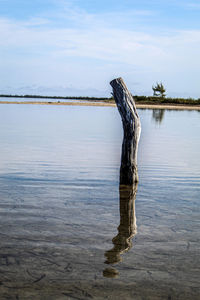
left=110, top=77, right=141, bottom=184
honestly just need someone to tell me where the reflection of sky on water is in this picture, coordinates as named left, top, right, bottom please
left=0, top=97, right=100, bottom=103
left=0, top=105, right=199, bottom=214
left=0, top=104, right=199, bottom=299
left=0, top=105, right=122, bottom=180
left=139, top=109, right=200, bottom=173
left=1, top=105, right=200, bottom=175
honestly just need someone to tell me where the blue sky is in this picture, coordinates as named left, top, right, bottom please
left=0, top=0, right=200, bottom=97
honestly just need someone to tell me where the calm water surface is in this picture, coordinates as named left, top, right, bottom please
left=0, top=97, right=103, bottom=103
left=0, top=104, right=199, bottom=299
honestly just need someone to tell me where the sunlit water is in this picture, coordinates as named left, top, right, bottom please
left=0, top=104, right=199, bottom=299
left=0, top=97, right=103, bottom=103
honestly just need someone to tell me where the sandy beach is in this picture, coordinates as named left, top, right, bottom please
left=1, top=100, right=200, bottom=110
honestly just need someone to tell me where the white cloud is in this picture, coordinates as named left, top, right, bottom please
left=1, top=16, right=199, bottom=66
left=0, top=4, right=200, bottom=97
left=185, top=3, right=200, bottom=9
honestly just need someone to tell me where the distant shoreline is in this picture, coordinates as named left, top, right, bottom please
left=1, top=94, right=200, bottom=107
left=0, top=94, right=109, bottom=101
left=1, top=100, right=200, bottom=110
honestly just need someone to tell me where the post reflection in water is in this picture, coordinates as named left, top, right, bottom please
left=103, top=183, right=138, bottom=278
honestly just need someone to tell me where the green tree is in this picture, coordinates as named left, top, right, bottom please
left=152, top=82, right=166, bottom=98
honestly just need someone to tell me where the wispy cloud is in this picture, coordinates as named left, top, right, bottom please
left=0, top=16, right=167, bottom=66
left=1, top=14, right=199, bottom=65
left=185, top=3, right=200, bottom=9
left=0, top=1, right=200, bottom=97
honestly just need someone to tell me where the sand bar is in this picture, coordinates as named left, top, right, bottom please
left=0, top=100, right=200, bottom=110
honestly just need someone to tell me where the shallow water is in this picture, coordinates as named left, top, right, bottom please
left=0, top=97, right=102, bottom=103
left=0, top=105, right=199, bottom=299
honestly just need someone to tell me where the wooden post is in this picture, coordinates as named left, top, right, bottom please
left=110, top=77, right=141, bottom=184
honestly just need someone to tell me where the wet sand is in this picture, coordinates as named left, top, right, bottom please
left=1, top=100, right=200, bottom=110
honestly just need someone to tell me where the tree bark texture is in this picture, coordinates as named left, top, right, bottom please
left=110, top=77, right=141, bottom=184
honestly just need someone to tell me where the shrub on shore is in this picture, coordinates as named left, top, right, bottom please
left=133, top=95, right=200, bottom=105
